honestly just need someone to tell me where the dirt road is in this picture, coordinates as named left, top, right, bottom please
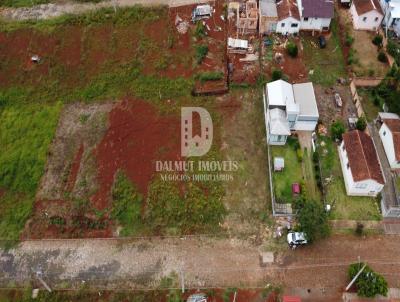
left=0, top=0, right=210, bottom=20
left=1, top=234, right=400, bottom=296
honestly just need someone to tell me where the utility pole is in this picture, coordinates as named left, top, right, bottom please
left=35, top=270, right=52, bottom=293
left=180, top=269, right=185, bottom=293
left=345, top=263, right=367, bottom=291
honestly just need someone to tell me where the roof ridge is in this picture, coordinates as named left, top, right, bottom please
left=356, top=130, right=373, bottom=180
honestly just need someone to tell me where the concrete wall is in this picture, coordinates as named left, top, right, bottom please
left=379, top=123, right=400, bottom=169
left=350, top=4, right=383, bottom=30
left=300, top=17, right=331, bottom=31
left=276, top=17, right=300, bottom=34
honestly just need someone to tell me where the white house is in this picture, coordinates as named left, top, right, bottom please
left=350, top=0, right=384, bottom=31
left=298, top=0, right=334, bottom=31
left=378, top=112, right=400, bottom=170
left=276, top=0, right=301, bottom=34
left=338, top=130, right=385, bottom=197
left=263, top=80, right=319, bottom=145
left=380, top=0, right=400, bottom=36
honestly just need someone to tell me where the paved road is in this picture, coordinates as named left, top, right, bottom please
left=1, top=234, right=400, bottom=296
left=0, top=0, right=209, bottom=20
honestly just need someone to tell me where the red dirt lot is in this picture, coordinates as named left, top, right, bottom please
left=92, top=99, right=181, bottom=210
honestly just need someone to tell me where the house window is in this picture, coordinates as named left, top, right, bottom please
left=355, top=183, right=367, bottom=189
left=383, top=131, right=386, bottom=136
left=304, top=17, right=309, bottom=21
left=322, top=26, right=329, bottom=31
left=347, top=162, right=350, bottom=169
left=375, top=17, right=379, bottom=22
left=281, top=23, right=285, bottom=27
left=363, top=17, right=367, bottom=22
left=291, top=23, right=298, bottom=28
left=342, top=144, right=345, bottom=151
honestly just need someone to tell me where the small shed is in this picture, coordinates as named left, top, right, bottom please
left=228, top=37, right=249, bottom=54
left=274, top=157, right=285, bottom=171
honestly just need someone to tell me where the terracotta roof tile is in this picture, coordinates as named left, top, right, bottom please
left=343, top=130, right=385, bottom=185
left=277, top=0, right=300, bottom=21
left=352, top=0, right=383, bottom=16
left=384, top=118, right=400, bottom=161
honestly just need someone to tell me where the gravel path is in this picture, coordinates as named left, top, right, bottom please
left=1, top=234, right=400, bottom=294
left=0, top=0, right=210, bottom=21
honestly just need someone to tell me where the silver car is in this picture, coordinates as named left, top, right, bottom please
left=187, top=293, right=207, bottom=302
left=287, top=231, right=308, bottom=247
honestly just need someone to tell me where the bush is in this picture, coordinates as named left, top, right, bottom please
left=286, top=42, right=298, bottom=58
left=272, top=69, right=283, bottom=81
left=195, top=44, right=208, bottom=64
left=296, top=148, right=303, bottom=162
left=378, top=51, right=388, bottom=63
left=348, top=263, right=388, bottom=297
left=194, top=21, right=206, bottom=39
left=372, top=34, right=383, bottom=47
left=356, top=116, right=367, bottom=131
left=330, top=121, right=345, bottom=140
left=355, top=222, right=364, bottom=236
left=345, top=33, right=354, bottom=46
left=195, top=71, right=224, bottom=82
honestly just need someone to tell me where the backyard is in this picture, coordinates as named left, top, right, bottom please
left=301, top=19, right=347, bottom=87
left=357, top=88, right=381, bottom=122
left=317, top=136, right=381, bottom=221
left=271, top=137, right=319, bottom=204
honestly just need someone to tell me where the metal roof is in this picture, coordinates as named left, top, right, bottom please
left=292, top=82, right=319, bottom=117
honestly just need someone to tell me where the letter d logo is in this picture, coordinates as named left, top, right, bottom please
left=181, top=107, right=213, bottom=157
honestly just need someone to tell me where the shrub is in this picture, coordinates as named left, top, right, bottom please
left=348, top=263, right=388, bottom=298
left=195, top=44, right=208, bottom=64
left=372, top=34, right=383, bottom=47
left=296, top=148, right=303, bottom=162
left=195, top=71, right=224, bottom=82
left=194, top=21, right=206, bottom=39
left=356, top=116, right=367, bottom=131
left=286, top=42, right=298, bottom=58
left=345, top=33, right=354, bottom=46
left=272, top=69, right=283, bottom=81
left=378, top=51, right=388, bottom=63
left=355, top=222, right=364, bottom=236
left=330, top=121, right=346, bottom=140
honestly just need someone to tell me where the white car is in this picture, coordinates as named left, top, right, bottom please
left=187, top=293, right=207, bottom=302
left=287, top=232, right=308, bottom=247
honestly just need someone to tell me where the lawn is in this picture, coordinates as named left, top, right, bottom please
left=317, top=136, right=381, bottom=221
left=301, top=19, right=347, bottom=86
left=0, top=102, right=62, bottom=240
left=271, top=138, right=319, bottom=203
left=357, top=88, right=381, bottom=122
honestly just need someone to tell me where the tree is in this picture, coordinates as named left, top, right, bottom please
left=330, top=121, right=345, bottom=140
left=348, top=263, right=388, bottom=298
left=286, top=42, right=298, bottom=58
left=272, top=69, right=283, bottom=81
left=372, top=34, right=383, bottom=47
left=294, top=198, right=330, bottom=243
left=356, top=116, right=367, bottom=131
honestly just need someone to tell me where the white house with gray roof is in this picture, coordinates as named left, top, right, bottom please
left=298, top=0, right=334, bottom=31
left=263, top=80, right=319, bottom=145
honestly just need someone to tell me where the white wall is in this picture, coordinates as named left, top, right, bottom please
left=350, top=4, right=383, bottom=30
left=338, top=142, right=384, bottom=197
left=294, top=120, right=318, bottom=131
left=300, top=17, right=331, bottom=31
left=276, top=17, right=300, bottom=34
left=379, top=123, right=400, bottom=169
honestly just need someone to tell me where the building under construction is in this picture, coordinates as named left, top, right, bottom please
left=236, top=0, right=258, bottom=34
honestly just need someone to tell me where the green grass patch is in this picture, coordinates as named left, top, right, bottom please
left=317, top=136, right=381, bottom=220
left=271, top=138, right=319, bottom=203
left=195, top=44, right=209, bottom=64
left=357, top=88, right=381, bottom=122
left=301, top=18, right=347, bottom=86
left=195, top=71, right=224, bottom=82
left=0, top=0, right=50, bottom=7
left=111, top=171, right=144, bottom=237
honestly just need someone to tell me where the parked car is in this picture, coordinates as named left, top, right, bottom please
left=318, top=36, right=326, bottom=48
left=287, top=232, right=308, bottom=247
left=187, top=293, right=207, bottom=302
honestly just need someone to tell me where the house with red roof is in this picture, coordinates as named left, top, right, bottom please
left=350, top=0, right=384, bottom=31
left=378, top=112, right=400, bottom=170
left=338, top=130, right=385, bottom=197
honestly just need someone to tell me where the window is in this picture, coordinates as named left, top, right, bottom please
left=304, top=17, right=309, bottom=21
left=355, top=183, right=367, bottom=189
left=291, top=23, right=298, bottom=28
left=383, top=131, right=386, bottom=136
left=281, top=23, right=285, bottom=27
left=322, top=26, right=329, bottom=31
left=347, top=162, right=350, bottom=169
left=342, top=144, right=346, bottom=151
left=363, top=17, right=367, bottom=22
left=375, top=17, right=379, bottom=22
